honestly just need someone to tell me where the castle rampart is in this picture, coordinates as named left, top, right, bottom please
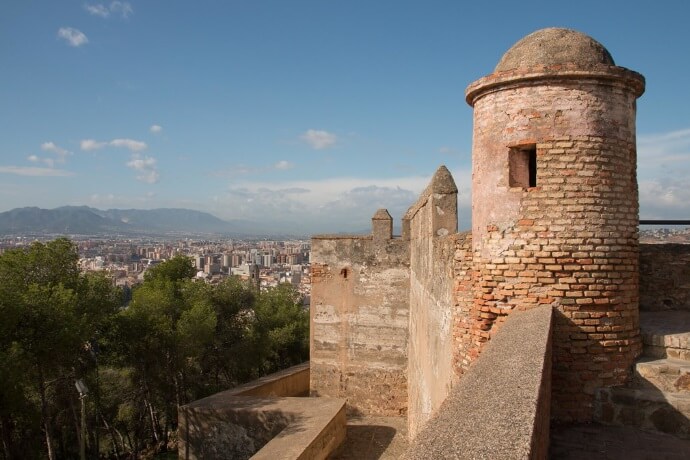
left=309, top=27, right=650, bottom=437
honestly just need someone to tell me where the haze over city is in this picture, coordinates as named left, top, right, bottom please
left=2, top=1, right=690, bottom=234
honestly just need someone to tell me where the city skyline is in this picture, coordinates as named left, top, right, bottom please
left=2, top=1, right=690, bottom=233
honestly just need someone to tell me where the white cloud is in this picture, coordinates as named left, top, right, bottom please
left=85, top=1, right=133, bottom=18
left=150, top=124, right=163, bottom=134
left=126, top=155, right=156, bottom=171
left=137, top=170, right=160, bottom=184
left=57, top=27, right=89, bottom=47
left=40, top=141, right=70, bottom=162
left=89, top=192, right=156, bottom=207
left=126, top=154, right=159, bottom=184
left=41, top=142, right=67, bottom=156
left=81, top=139, right=107, bottom=151
left=81, top=138, right=147, bottom=152
left=85, top=4, right=109, bottom=17
left=211, top=160, right=296, bottom=177
left=25, top=142, right=72, bottom=169
left=274, top=160, right=293, bottom=170
left=0, top=166, right=74, bottom=177
left=110, top=138, right=147, bottom=152
left=638, top=127, right=690, bottom=219
left=211, top=167, right=472, bottom=233
left=90, top=193, right=117, bottom=203
left=300, top=129, right=337, bottom=150
left=110, top=1, right=133, bottom=18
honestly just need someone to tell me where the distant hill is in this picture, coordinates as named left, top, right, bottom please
left=0, top=206, right=260, bottom=237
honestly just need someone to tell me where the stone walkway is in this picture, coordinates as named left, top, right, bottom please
left=330, top=418, right=690, bottom=458
left=329, top=416, right=409, bottom=460
left=550, top=423, right=690, bottom=459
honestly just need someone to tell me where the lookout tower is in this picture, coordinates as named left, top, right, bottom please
left=465, top=28, right=645, bottom=421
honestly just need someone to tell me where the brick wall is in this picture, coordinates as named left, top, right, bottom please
left=452, top=233, right=474, bottom=376
left=465, top=67, right=645, bottom=422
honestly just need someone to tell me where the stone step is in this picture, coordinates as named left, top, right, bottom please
left=594, top=386, right=690, bottom=440
left=634, top=357, right=690, bottom=393
left=640, top=311, right=690, bottom=362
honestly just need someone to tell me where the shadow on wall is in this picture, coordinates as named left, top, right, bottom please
left=595, top=382, right=690, bottom=440
left=550, top=309, right=639, bottom=422
left=329, top=424, right=398, bottom=460
left=640, top=244, right=690, bottom=312
left=552, top=306, right=690, bottom=440
left=179, top=397, right=304, bottom=460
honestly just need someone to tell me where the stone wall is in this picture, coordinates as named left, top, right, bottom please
left=406, top=166, right=458, bottom=438
left=310, top=213, right=410, bottom=416
left=640, top=243, right=690, bottom=311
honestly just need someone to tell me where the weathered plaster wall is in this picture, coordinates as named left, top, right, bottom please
left=310, top=226, right=410, bottom=416
left=406, top=166, right=458, bottom=438
left=640, top=243, right=690, bottom=311
left=465, top=67, right=645, bottom=422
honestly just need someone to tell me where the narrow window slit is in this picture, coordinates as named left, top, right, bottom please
left=509, top=144, right=537, bottom=188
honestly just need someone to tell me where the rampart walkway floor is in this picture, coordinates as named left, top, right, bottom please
left=329, top=417, right=690, bottom=458
left=550, top=423, right=690, bottom=459
left=328, top=415, right=409, bottom=459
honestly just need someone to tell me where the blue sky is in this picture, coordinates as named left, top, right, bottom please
left=1, top=1, right=690, bottom=234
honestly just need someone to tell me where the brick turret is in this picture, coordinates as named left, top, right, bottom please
left=464, top=28, right=646, bottom=421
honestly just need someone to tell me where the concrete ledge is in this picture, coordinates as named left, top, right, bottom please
left=231, top=361, right=310, bottom=397
left=403, top=306, right=553, bottom=460
left=179, top=362, right=347, bottom=460
left=252, top=397, right=346, bottom=460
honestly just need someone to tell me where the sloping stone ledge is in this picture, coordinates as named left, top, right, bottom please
left=230, top=361, right=310, bottom=397
left=403, top=306, right=553, bottom=459
left=179, top=362, right=347, bottom=460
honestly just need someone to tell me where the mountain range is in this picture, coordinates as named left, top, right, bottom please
left=0, top=206, right=264, bottom=237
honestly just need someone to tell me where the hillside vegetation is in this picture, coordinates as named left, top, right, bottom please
left=0, top=238, right=309, bottom=459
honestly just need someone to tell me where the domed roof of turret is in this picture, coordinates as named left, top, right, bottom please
left=494, top=28, right=615, bottom=72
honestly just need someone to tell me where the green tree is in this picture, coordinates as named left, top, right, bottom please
left=200, top=277, right=256, bottom=391
left=0, top=238, right=121, bottom=460
left=143, top=255, right=196, bottom=283
left=253, top=283, right=309, bottom=373
left=111, top=256, right=216, bottom=452
left=1, top=243, right=310, bottom=459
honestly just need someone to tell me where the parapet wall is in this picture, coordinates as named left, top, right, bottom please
left=179, top=362, right=347, bottom=460
left=406, top=166, right=459, bottom=438
left=640, top=243, right=690, bottom=311
left=310, top=226, right=410, bottom=415
left=403, top=306, right=553, bottom=459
